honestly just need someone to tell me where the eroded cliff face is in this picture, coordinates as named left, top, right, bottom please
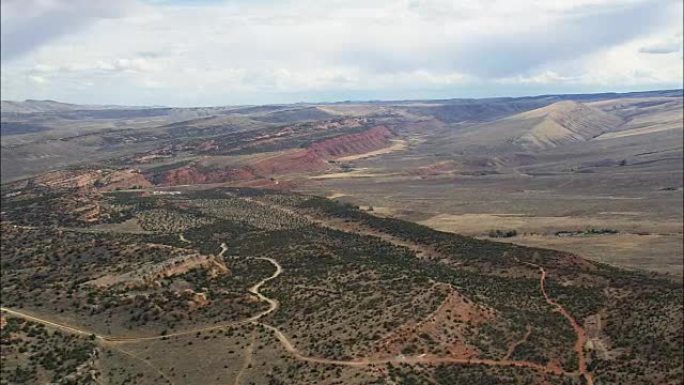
left=154, top=166, right=258, bottom=186
left=153, top=125, right=396, bottom=186
left=248, top=148, right=331, bottom=176
left=308, top=125, right=394, bottom=158
left=2, top=125, right=397, bottom=224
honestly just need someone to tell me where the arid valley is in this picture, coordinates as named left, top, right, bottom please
left=1, top=90, right=682, bottom=384
left=2, top=1, right=683, bottom=383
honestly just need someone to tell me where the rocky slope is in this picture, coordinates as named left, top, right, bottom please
left=152, top=125, right=395, bottom=186
left=309, top=125, right=394, bottom=158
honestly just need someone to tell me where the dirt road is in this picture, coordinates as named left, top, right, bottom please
left=515, top=257, right=594, bottom=385
left=0, top=256, right=283, bottom=344
left=247, top=257, right=282, bottom=314
left=538, top=267, right=594, bottom=385
left=234, top=331, right=256, bottom=385
left=0, top=307, right=97, bottom=338
left=242, top=199, right=595, bottom=381
left=257, top=321, right=564, bottom=374
left=2, top=224, right=594, bottom=383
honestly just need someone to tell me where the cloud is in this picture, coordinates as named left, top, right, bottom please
left=0, top=0, right=132, bottom=61
left=1, top=0, right=682, bottom=105
left=447, top=0, right=676, bottom=77
left=639, top=34, right=683, bottom=54
left=28, top=75, right=47, bottom=85
left=640, top=46, right=680, bottom=54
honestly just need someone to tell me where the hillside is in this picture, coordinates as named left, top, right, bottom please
left=512, top=101, right=624, bottom=150
left=0, top=178, right=681, bottom=385
left=0, top=90, right=682, bottom=385
left=454, top=101, right=624, bottom=152
left=1, top=99, right=89, bottom=114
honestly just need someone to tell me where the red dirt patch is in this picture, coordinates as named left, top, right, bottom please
left=374, top=284, right=494, bottom=358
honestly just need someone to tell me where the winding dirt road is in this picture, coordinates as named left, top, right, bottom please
left=247, top=257, right=281, bottom=311
left=244, top=258, right=588, bottom=381
left=245, top=198, right=595, bottom=382
left=537, top=267, right=594, bottom=385
left=0, top=256, right=282, bottom=344
left=256, top=321, right=564, bottom=374
left=2, top=231, right=594, bottom=383
left=515, top=258, right=594, bottom=385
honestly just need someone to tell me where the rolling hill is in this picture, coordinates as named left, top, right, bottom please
left=0, top=89, right=682, bottom=385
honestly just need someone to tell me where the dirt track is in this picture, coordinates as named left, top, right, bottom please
left=0, top=255, right=281, bottom=344
left=517, top=259, right=595, bottom=385
left=244, top=198, right=594, bottom=379
left=538, top=267, right=594, bottom=385
left=251, top=259, right=591, bottom=380
left=504, top=324, right=532, bottom=360
left=234, top=331, right=256, bottom=385
left=0, top=307, right=96, bottom=338
left=2, top=221, right=594, bottom=383
left=257, top=320, right=564, bottom=374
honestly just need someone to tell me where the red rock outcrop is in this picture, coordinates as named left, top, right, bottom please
left=153, top=125, right=395, bottom=186
left=156, top=166, right=258, bottom=186
left=310, top=125, right=394, bottom=158
left=249, top=149, right=330, bottom=175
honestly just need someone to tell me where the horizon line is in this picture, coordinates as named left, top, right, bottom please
left=2, top=88, right=682, bottom=110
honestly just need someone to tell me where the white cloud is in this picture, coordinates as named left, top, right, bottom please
left=0, top=0, right=133, bottom=61
left=639, top=33, right=684, bottom=54
left=1, top=0, right=682, bottom=105
left=28, top=75, right=47, bottom=85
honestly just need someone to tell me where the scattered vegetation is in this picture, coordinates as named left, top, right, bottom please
left=488, top=229, right=518, bottom=238
left=0, top=185, right=681, bottom=384
left=0, top=318, right=97, bottom=384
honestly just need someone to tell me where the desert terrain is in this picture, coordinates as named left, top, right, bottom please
left=1, top=90, right=682, bottom=384
left=9, top=92, right=675, bottom=276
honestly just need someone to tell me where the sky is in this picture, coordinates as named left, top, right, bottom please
left=1, top=0, right=682, bottom=106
